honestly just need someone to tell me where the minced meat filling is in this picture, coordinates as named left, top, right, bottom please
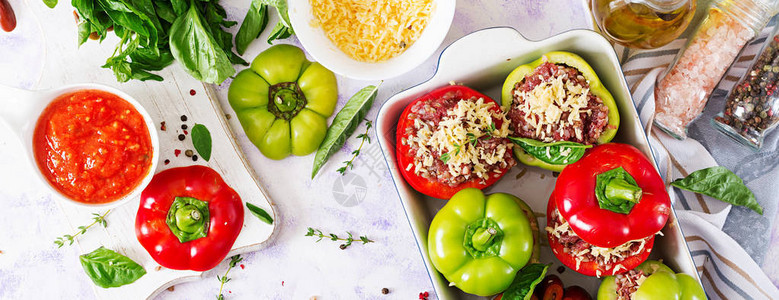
left=546, top=208, right=651, bottom=276
left=402, top=92, right=515, bottom=186
left=614, top=269, right=647, bottom=300
left=508, top=62, right=610, bottom=144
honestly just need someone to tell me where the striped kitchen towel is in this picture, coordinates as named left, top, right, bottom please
left=613, top=23, right=779, bottom=299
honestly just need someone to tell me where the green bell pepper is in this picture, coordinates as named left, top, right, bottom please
left=228, top=44, right=338, bottom=160
left=428, top=188, right=537, bottom=296
left=501, top=51, right=620, bottom=171
left=598, top=260, right=706, bottom=300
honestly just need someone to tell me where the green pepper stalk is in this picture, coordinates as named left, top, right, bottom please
left=166, top=196, right=210, bottom=243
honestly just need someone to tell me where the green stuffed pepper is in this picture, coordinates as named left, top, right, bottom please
left=501, top=51, right=619, bottom=171
left=598, top=260, right=706, bottom=300
left=428, top=188, right=538, bottom=296
left=228, top=44, right=338, bottom=160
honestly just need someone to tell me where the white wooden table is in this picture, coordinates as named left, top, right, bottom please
left=0, top=0, right=591, bottom=298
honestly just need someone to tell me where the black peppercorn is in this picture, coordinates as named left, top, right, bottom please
left=192, top=155, right=198, bottom=161
left=181, top=115, right=187, bottom=122
left=381, top=288, right=389, bottom=295
left=178, top=134, right=185, bottom=141
left=181, top=124, right=188, bottom=130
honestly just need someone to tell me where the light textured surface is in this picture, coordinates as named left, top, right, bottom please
left=0, top=0, right=590, bottom=299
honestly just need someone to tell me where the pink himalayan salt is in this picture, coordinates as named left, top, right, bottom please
left=654, top=8, right=754, bottom=138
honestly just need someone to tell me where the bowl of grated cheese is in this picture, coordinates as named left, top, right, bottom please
left=288, top=0, right=455, bottom=80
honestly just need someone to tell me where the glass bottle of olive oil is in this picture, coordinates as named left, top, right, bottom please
left=592, top=0, right=696, bottom=49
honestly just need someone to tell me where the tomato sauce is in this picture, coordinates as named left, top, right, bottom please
left=33, top=89, right=153, bottom=204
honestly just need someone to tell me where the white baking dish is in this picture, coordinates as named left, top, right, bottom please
left=376, top=27, right=701, bottom=299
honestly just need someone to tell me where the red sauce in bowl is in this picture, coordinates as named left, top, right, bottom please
left=33, top=89, right=153, bottom=204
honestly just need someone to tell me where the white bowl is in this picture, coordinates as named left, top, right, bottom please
left=0, top=83, right=159, bottom=209
left=288, top=0, right=456, bottom=80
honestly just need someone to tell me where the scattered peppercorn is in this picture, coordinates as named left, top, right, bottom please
left=178, top=134, right=185, bottom=141
left=181, top=124, right=188, bottom=130
left=185, top=149, right=194, bottom=157
left=192, top=155, right=198, bottom=161
left=167, top=286, right=174, bottom=292
left=557, top=266, right=566, bottom=274
left=181, top=115, right=188, bottom=122
left=381, top=288, right=389, bottom=295
left=164, top=159, right=170, bottom=165
left=189, top=89, right=196, bottom=96
left=174, top=149, right=181, bottom=157
left=225, top=114, right=232, bottom=120
left=160, top=121, right=166, bottom=131
left=183, top=130, right=188, bottom=135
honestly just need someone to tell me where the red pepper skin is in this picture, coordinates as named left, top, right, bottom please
left=395, top=85, right=510, bottom=199
left=547, top=194, right=654, bottom=277
left=135, top=166, right=244, bottom=271
left=554, top=143, right=670, bottom=248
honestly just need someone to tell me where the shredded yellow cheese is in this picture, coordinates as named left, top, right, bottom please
left=514, top=68, right=591, bottom=142
left=409, top=98, right=511, bottom=181
left=310, top=0, right=433, bottom=62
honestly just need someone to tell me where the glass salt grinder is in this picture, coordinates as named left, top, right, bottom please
left=591, top=0, right=697, bottom=49
left=653, top=0, right=778, bottom=139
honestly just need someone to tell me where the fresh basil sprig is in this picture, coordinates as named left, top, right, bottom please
left=509, top=137, right=592, bottom=165
left=671, top=166, right=763, bottom=215
left=79, top=247, right=146, bottom=288
left=501, top=263, right=549, bottom=300
left=191, top=123, right=212, bottom=161
left=246, top=202, right=273, bottom=225
left=170, top=5, right=236, bottom=84
left=311, top=84, right=381, bottom=178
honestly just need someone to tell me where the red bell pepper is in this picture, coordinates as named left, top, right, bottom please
left=395, top=85, right=512, bottom=199
left=135, top=166, right=244, bottom=271
left=548, top=143, right=670, bottom=276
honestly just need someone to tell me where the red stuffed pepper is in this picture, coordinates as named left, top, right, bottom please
left=546, top=143, right=671, bottom=277
left=396, top=85, right=516, bottom=199
left=136, top=166, right=244, bottom=271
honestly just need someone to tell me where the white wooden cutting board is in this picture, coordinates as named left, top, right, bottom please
left=49, top=67, right=278, bottom=300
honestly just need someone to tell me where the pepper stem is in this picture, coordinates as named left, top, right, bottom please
left=268, top=82, right=307, bottom=120
left=166, top=197, right=210, bottom=243
left=471, top=227, right=498, bottom=252
left=604, top=178, right=643, bottom=204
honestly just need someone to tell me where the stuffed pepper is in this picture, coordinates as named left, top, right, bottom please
left=546, top=143, right=671, bottom=277
left=136, top=166, right=244, bottom=271
left=598, top=260, right=706, bottom=300
left=396, top=85, right=516, bottom=199
left=428, top=188, right=537, bottom=296
left=502, top=51, right=620, bottom=171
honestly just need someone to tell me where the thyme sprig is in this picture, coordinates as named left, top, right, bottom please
left=54, top=210, right=111, bottom=248
left=337, top=119, right=372, bottom=175
left=216, top=255, right=243, bottom=300
left=305, top=227, right=374, bottom=249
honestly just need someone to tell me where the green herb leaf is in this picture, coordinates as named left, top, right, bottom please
left=245, top=202, right=273, bottom=225
left=191, top=123, right=212, bottom=161
left=169, top=4, right=235, bottom=84
left=235, top=1, right=268, bottom=55
left=312, top=85, right=381, bottom=178
left=595, top=167, right=642, bottom=214
left=439, top=152, right=450, bottom=164
left=671, top=166, right=762, bottom=215
left=79, top=247, right=146, bottom=288
left=508, top=137, right=592, bottom=166
left=266, top=21, right=293, bottom=44
left=501, top=264, right=549, bottom=300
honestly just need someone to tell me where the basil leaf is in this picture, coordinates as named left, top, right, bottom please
left=671, top=166, right=762, bottom=215
left=191, top=123, right=212, bottom=161
left=508, top=137, right=591, bottom=165
left=246, top=202, right=273, bottom=225
left=79, top=247, right=146, bottom=288
left=595, top=167, right=641, bottom=214
left=169, top=4, right=235, bottom=84
left=312, top=84, right=380, bottom=178
left=77, top=22, right=91, bottom=46
left=502, top=263, right=549, bottom=300
left=256, top=0, right=291, bottom=29
left=267, top=22, right=293, bottom=44
left=235, top=1, right=268, bottom=55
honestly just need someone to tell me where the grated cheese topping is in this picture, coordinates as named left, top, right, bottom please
left=310, top=0, right=433, bottom=62
left=546, top=209, right=657, bottom=276
left=408, top=98, right=511, bottom=181
left=514, top=68, right=591, bottom=142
